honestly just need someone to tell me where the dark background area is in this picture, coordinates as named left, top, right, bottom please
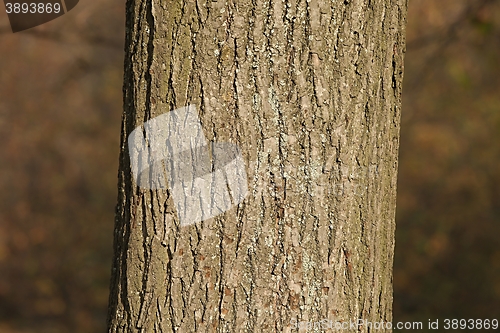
left=0, top=0, right=499, bottom=332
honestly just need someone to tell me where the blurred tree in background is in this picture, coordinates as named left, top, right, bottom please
left=0, top=0, right=499, bottom=332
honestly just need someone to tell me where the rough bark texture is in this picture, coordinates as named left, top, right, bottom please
left=108, top=0, right=407, bottom=332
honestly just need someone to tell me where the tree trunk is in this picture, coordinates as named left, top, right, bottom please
left=107, top=0, right=407, bottom=332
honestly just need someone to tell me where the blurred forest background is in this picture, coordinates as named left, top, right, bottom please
left=0, top=0, right=499, bottom=332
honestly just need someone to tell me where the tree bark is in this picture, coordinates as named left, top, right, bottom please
left=107, top=0, right=407, bottom=332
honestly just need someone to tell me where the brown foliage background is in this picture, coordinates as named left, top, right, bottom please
left=395, top=0, right=500, bottom=327
left=0, top=0, right=499, bottom=332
